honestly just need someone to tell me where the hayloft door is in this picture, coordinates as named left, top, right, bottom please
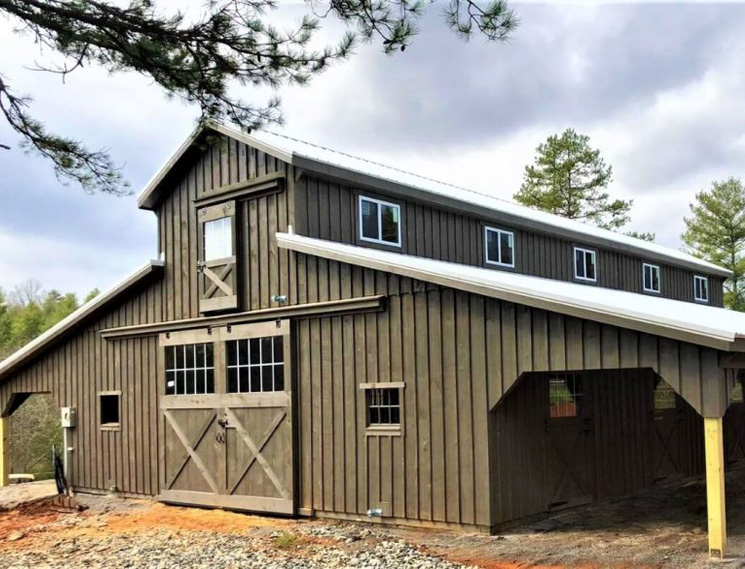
left=159, top=321, right=294, bottom=514
left=198, top=201, right=239, bottom=313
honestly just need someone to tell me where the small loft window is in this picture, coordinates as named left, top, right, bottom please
left=485, top=227, right=515, bottom=268
left=694, top=275, right=709, bottom=303
left=204, top=217, right=233, bottom=261
left=643, top=263, right=661, bottom=294
left=359, top=196, right=401, bottom=247
left=549, top=374, right=582, bottom=418
left=574, top=247, right=597, bottom=282
left=360, top=382, right=404, bottom=434
left=100, top=393, right=120, bottom=428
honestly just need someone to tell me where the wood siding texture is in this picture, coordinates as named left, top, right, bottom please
left=294, top=173, right=725, bottom=307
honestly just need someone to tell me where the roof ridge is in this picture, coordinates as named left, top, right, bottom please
left=262, top=129, right=513, bottom=207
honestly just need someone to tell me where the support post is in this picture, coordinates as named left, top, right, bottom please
left=0, top=416, right=9, bottom=487
left=704, top=417, right=727, bottom=559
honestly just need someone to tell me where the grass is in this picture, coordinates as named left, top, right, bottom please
left=274, top=531, right=298, bottom=549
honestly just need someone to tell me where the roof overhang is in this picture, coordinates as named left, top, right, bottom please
left=277, top=232, right=745, bottom=352
left=0, top=260, right=165, bottom=382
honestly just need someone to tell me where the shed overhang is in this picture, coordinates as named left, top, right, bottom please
left=276, top=232, right=745, bottom=353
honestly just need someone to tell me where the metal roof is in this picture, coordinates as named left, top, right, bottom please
left=137, top=122, right=731, bottom=278
left=0, top=261, right=164, bottom=382
left=277, top=232, right=745, bottom=352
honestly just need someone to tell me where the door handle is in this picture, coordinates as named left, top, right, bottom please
left=217, top=418, right=229, bottom=429
left=215, top=431, right=225, bottom=444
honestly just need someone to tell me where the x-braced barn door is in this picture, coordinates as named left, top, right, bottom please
left=159, top=321, right=294, bottom=514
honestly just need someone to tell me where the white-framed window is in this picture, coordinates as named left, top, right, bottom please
left=643, top=263, right=661, bottom=294
left=694, top=275, right=709, bottom=303
left=204, top=216, right=233, bottom=261
left=484, top=227, right=515, bottom=268
left=574, top=247, right=597, bottom=282
left=359, top=196, right=402, bottom=247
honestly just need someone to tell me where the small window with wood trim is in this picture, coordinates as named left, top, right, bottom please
left=226, top=336, right=285, bottom=393
left=574, top=247, right=597, bottom=282
left=361, top=383, right=403, bottom=433
left=549, top=374, right=583, bottom=418
left=100, top=393, right=120, bottom=428
left=359, top=196, right=402, bottom=247
left=643, top=263, right=661, bottom=294
left=165, top=343, right=215, bottom=395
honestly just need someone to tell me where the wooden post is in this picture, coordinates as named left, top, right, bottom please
left=704, top=417, right=727, bottom=559
left=0, top=416, right=9, bottom=487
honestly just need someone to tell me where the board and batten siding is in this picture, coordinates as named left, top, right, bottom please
left=0, top=281, right=163, bottom=497
left=156, top=135, right=294, bottom=321
left=294, top=173, right=725, bottom=307
left=292, top=253, right=729, bottom=530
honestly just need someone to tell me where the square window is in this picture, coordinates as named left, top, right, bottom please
left=204, top=217, right=233, bottom=261
left=100, top=393, right=120, bottom=427
left=574, top=247, right=597, bottom=282
left=694, top=275, right=709, bottom=303
left=164, top=343, right=215, bottom=395
left=643, top=263, right=661, bottom=293
left=365, top=386, right=402, bottom=428
left=485, top=227, right=515, bottom=268
left=226, top=336, right=285, bottom=393
left=359, top=196, right=401, bottom=247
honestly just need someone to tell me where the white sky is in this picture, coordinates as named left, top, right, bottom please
left=1, top=2, right=744, bottom=298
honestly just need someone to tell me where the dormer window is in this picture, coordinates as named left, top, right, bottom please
left=485, top=227, right=515, bottom=268
left=694, top=275, right=709, bottom=303
left=359, top=196, right=401, bottom=247
left=574, top=247, right=597, bottom=282
left=643, top=263, right=661, bottom=294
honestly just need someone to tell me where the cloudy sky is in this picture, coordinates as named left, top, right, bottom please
left=1, top=1, right=744, bottom=299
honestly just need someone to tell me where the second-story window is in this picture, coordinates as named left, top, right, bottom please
left=485, top=227, right=515, bottom=268
left=204, top=216, right=233, bottom=261
left=359, top=196, right=401, bottom=247
left=643, top=263, right=661, bottom=294
left=574, top=247, right=597, bottom=282
left=694, top=275, right=709, bottom=303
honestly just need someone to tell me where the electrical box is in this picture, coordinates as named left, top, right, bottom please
left=61, top=407, right=77, bottom=428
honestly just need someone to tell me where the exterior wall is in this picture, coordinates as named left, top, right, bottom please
left=294, top=173, right=725, bottom=307
left=0, top=281, right=162, bottom=496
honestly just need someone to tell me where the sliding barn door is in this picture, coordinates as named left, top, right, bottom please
left=159, top=321, right=294, bottom=514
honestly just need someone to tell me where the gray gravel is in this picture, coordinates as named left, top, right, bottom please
left=1, top=526, right=475, bottom=569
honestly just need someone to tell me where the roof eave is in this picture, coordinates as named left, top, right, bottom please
left=0, top=260, right=165, bottom=382
left=277, top=232, right=740, bottom=352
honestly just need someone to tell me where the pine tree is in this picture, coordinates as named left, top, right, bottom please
left=514, top=128, right=631, bottom=230
left=0, top=0, right=518, bottom=195
left=683, top=178, right=745, bottom=311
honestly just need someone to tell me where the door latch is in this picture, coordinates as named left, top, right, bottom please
left=217, top=417, right=229, bottom=429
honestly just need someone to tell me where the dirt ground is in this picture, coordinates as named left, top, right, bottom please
left=1, top=471, right=744, bottom=568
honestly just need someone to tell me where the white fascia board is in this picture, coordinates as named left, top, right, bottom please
left=276, top=233, right=742, bottom=351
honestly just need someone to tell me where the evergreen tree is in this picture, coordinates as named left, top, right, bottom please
left=683, top=178, right=745, bottom=311
left=0, top=0, right=518, bottom=195
left=515, top=128, right=631, bottom=230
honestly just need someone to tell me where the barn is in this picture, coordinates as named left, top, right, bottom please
left=1, top=122, right=744, bottom=559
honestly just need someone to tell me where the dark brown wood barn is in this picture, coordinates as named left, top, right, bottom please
left=1, top=122, right=743, bottom=558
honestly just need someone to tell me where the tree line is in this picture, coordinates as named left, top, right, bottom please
left=0, top=281, right=99, bottom=362
left=514, top=128, right=745, bottom=311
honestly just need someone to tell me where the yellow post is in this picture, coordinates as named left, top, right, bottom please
left=704, top=417, right=727, bottom=559
left=0, top=416, right=8, bottom=487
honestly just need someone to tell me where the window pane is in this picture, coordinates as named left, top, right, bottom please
left=228, top=366, right=238, bottom=393
left=177, top=370, right=186, bottom=395
left=652, top=268, right=659, bottom=291
left=486, top=230, right=499, bottom=263
left=262, top=365, right=274, bottom=391
left=261, top=337, right=274, bottom=363
left=206, top=369, right=215, bottom=394
left=185, top=369, right=196, bottom=394
left=204, top=217, right=232, bottom=261
left=274, top=364, right=285, bottom=391
left=361, top=199, right=380, bottom=240
left=585, top=252, right=595, bottom=280
left=500, top=232, right=513, bottom=266
left=274, top=336, right=284, bottom=364
left=575, top=250, right=585, bottom=279
left=175, top=345, right=185, bottom=369
left=250, top=338, right=261, bottom=364
left=250, top=367, right=261, bottom=392
left=166, top=371, right=176, bottom=395
left=165, top=346, right=175, bottom=370
left=381, top=204, right=400, bottom=244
